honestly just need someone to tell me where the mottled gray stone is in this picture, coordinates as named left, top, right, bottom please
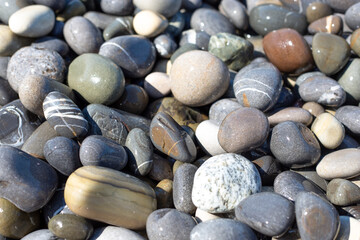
left=335, top=105, right=360, bottom=137
left=90, top=226, right=145, bottom=240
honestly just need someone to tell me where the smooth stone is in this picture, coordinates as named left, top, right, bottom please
left=278, top=0, right=316, bottom=13
left=84, top=11, right=117, bottom=30
left=302, top=101, right=325, bottom=117
left=306, top=2, right=333, bottom=23
left=337, top=216, right=360, bottom=240
left=268, top=107, right=313, bottom=126
left=63, top=16, right=103, bottom=55
left=208, top=32, right=253, bottom=71
left=163, top=12, right=185, bottom=37
left=154, top=34, right=177, bottom=58
left=0, top=57, right=9, bottom=79
left=31, top=37, right=69, bottom=57
left=341, top=206, right=360, bottom=220
left=317, top=148, right=360, bottom=180
left=295, top=71, right=325, bottom=87
left=148, top=154, right=173, bottom=181
left=270, top=121, right=321, bottom=168
left=99, top=35, right=156, bottom=78
left=133, top=10, right=168, bottom=38
left=170, top=43, right=200, bottom=63
left=144, top=72, right=171, bottom=99
left=195, top=208, right=221, bottom=222
left=125, top=128, right=153, bottom=176
left=335, top=105, right=360, bottom=137
left=100, top=0, right=133, bottom=15
left=154, top=179, right=173, bottom=209
left=350, top=29, right=360, bottom=56
left=103, top=17, right=134, bottom=41
left=21, top=121, right=59, bottom=159
left=252, top=155, right=282, bottom=185
left=146, top=208, right=197, bottom=240
left=299, top=76, right=346, bottom=107
left=272, top=86, right=295, bottom=109
left=308, top=15, right=343, bottom=35
left=208, top=98, right=242, bottom=125
left=133, top=0, right=182, bottom=18
left=312, top=33, right=351, bottom=76
left=7, top=46, right=66, bottom=93
left=249, top=4, right=307, bottom=36
left=218, top=107, right=269, bottom=153
left=233, top=62, right=282, bottom=111
left=0, top=25, right=32, bottom=57
left=32, top=0, right=66, bottom=12
left=111, top=84, right=148, bottom=115
left=195, top=120, right=226, bottom=156
left=192, top=153, right=261, bottom=213
left=80, top=135, right=128, bottom=171
left=65, top=166, right=156, bottom=229
left=235, top=192, right=295, bottom=237
left=179, top=29, right=210, bottom=50
left=274, top=171, right=326, bottom=201
left=9, top=5, right=55, bottom=38
left=182, top=0, right=202, bottom=11
left=43, top=91, right=88, bottom=138
left=293, top=170, right=328, bottom=192
left=324, top=0, right=360, bottom=13
left=56, top=0, right=86, bottom=22
left=48, top=214, right=93, bottom=240
left=190, top=219, right=257, bottom=240
left=0, top=146, right=57, bottom=212
left=21, top=229, right=59, bottom=240
left=295, top=192, right=340, bottom=240
left=68, top=53, right=125, bottom=105
left=150, top=112, right=197, bottom=162
left=44, top=137, right=81, bottom=176
left=219, top=0, right=248, bottom=30
left=170, top=50, right=230, bottom=107
left=0, top=0, right=30, bottom=24
left=263, top=28, right=314, bottom=75
left=338, top=59, right=360, bottom=104
left=19, top=74, right=75, bottom=117
left=311, top=112, right=345, bottom=149
left=190, top=8, right=235, bottom=36
left=345, top=3, right=360, bottom=31
left=50, top=20, right=65, bottom=38
left=0, top=100, right=40, bottom=148
left=90, top=226, right=145, bottom=240
left=327, top=179, right=360, bottom=206
left=173, top=163, right=197, bottom=214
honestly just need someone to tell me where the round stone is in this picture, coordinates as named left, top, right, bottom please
left=144, top=72, right=171, bottom=99
left=308, top=15, right=343, bottom=35
left=133, top=0, right=182, bottom=18
left=170, top=50, right=230, bottom=107
left=218, top=107, right=269, bottom=153
left=9, top=5, right=55, bottom=38
left=302, top=101, right=325, bottom=117
left=306, top=2, right=333, bottom=23
left=67, top=53, right=125, bottom=105
left=133, top=10, right=168, bottom=38
left=327, top=179, right=360, bottom=206
left=192, top=153, right=261, bottom=213
left=268, top=107, right=313, bottom=126
left=345, top=2, right=360, bottom=30
left=48, top=214, right=93, bottom=240
left=100, top=0, right=133, bottom=15
left=335, top=105, right=360, bottom=137
left=338, top=59, right=360, bottom=104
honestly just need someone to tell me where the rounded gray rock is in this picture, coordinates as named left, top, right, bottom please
left=345, top=2, right=360, bottom=30
left=89, top=226, right=145, bottom=240
left=335, top=105, right=360, bottom=137
left=100, top=0, right=133, bottom=16
left=209, top=98, right=242, bottom=125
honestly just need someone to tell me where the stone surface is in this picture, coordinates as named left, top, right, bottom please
left=148, top=154, right=173, bottom=181
left=56, top=0, right=86, bottom=22
left=133, top=0, right=182, bottom=18
left=103, top=16, right=134, bottom=41
left=195, top=120, right=226, bottom=156
left=209, top=98, right=242, bottom=125
left=144, top=72, right=171, bottom=99
left=335, top=105, right=360, bottom=137
left=192, top=153, right=261, bottom=213
left=0, top=57, right=9, bottom=80
left=21, top=229, right=59, bottom=240
left=155, top=179, right=173, bottom=209
left=293, top=170, right=328, bottom=192
left=327, top=178, right=360, bottom=206
left=0, top=0, right=30, bottom=24
left=100, top=0, right=133, bottom=15
left=235, top=192, right=295, bottom=237
left=338, top=59, right=360, bottom=104
left=33, top=0, right=66, bottom=12
left=336, top=216, right=360, bottom=240
left=325, top=0, right=360, bottom=13
left=252, top=155, right=282, bottom=186
left=351, top=29, right=360, bottom=56
left=48, top=214, right=93, bottom=240
left=64, top=166, right=157, bottom=229
left=84, top=11, right=117, bottom=30
left=163, top=12, right=185, bottom=37
left=31, top=37, right=69, bottom=57
left=89, top=226, right=145, bottom=240
left=268, top=107, right=313, bottom=126
left=302, top=101, right=325, bottom=117
left=295, top=192, right=340, bottom=240
left=179, top=29, right=210, bottom=50
left=154, top=34, right=177, bottom=58
left=219, top=0, right=248, bottom=31
left=133, top=10, right=168, bottom=38
left=0, top=24, right=32, bottom=57
left=218, top=107, right=269, bottom=153
left=308, top=15, right=343, bottom=35
left=306, top=2, right=333, bottom=23
left=345, top=2, right=360, bottom=30
left=170, top=50, right=230, bottom=107
left=111, top=84, right=148, bottom=115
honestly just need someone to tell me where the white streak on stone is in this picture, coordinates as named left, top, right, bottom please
left=235, top=88, right=272, bottom=100
left=101, top=42, right=138, bottom=73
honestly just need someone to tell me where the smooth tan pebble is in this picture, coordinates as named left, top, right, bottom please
left=133, top=10, right=168, bottom=38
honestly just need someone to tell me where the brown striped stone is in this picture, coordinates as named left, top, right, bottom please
left=308, top=15, right=343, bottom=35
left=64, top=166, right=157, bottom=230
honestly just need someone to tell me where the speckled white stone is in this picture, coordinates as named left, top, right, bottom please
left=192, top=153, right=261, bottom=213
left=195, top=120, right=226, bottom=156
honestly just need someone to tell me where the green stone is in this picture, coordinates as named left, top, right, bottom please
left=68, top=53, right=125, bottom=105
left=48, top=214, right=93, bottom=240
left=338, top=59, right=360, bottom=104
left=208, top=32, right=253, bottom=71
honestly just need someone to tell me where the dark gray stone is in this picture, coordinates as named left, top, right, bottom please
left=219, top=0, right=248, bottom=30
left=0, top=77, right=17, bottom=106
left=154, top=34, right=178, bottom=58
left=209, top=98, right=242, bottom=125
left=84, top=11, right=117, bottom=30
left=31, top=37, right=69, bottom=57
left=50, top=20, right=65, bottom=38
left=292, top=170, right=328, bottom=192
left=179, top=29, right=210, bottom=50
left=335, top=105, right=360, bottom=137
left=32, top=0, right=66, bottom=12
left=103, top=17, right=134, bottom=41
left=43, top=189, right=67, bottom=224
left=0, top=57, right=10, bottom=80
left=100, top=0, right=133, bottom=15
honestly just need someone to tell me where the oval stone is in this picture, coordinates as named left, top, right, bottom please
left=219, top=0, right=248, bottom=31
left=345, top=2, right=360, bottom=30
left=268, top=107, right=313, bottom=126
left=48, top=214, right=93, bottom=240
left=133, top=10, right=168, bottom=38
left=133, top=0, right=182, bottom=18
left=308, top=15, right=343, bottom=35
left=306, top=2, right=333, bottom=23
left=0, top=25, right=32, bottom=56
left=335, top=105, right=360, bottom=137
left=64, top=166, right=157, bottom=229
left=100, top=0, right=133, bottom=15
left=111, top=84, right=149, bottom=115
left=327, top=179, right=360, bottom=206
left=0, top=0, right=30, bottom=24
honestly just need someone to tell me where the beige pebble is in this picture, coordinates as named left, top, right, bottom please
left=268, top=107, right=313, bottom=126
left=311, top=112, right=345, bottom=149
left=133, top=10, right=168, bottom=38
left=144, top=72, right=171, bottom=98
left=302, top=101, right=325, bottom=117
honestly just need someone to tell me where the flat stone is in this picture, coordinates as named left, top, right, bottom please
left=350, top=28, right=360, bottom=57
left=133, top=10, right=168, bottom=38
left=326, top=178, right=360, bottom=206
left=103, top=16, right=134, bottom=41
left=219, top=0, right=248, bottom=31
left=154, top=179, right=173, bottom=209
left=295, top=192, right=340, bottom=240
left=0, top=0, right=30, bottom=24
left=252, top=155, right=282, bottom=186
left=195, top=120, right=226, bottom=156
left=133, top=0, right=182, bottom=18
left=192, top=153, right=261, bottom=213
left=338, top=59, right=360, bottom=104
left=336, top=216, right=360, bottom=240
left=208, top=98, right=242, bottom=125
left=335, top=105, right=360, bottom=137
left=89, top=226, right=145, bottom=240
left=48, top=214, right=93, bottom=240
left=100, top=0, right=133, bottom=15
left=144, top=72, right=171, bottom=99
left=345, top=2, right=360, bottom=30
left=306, top=2, right=333, bottom=23
left=308, top=15, right=343, bottom=35
left=268, top=107, right=313, bottom=126
left=31, top=36, right=69, bottom=57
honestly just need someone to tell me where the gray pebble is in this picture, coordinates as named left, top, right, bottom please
left=182, top=0, right=202, bottom=11
left=32, top=0, right=66, bottom=12
left=84, top=11, right=117, bottom=30
left=209, top=98, right=242, bottom=125
left=31, top=37, right=69, bottom=57
left=345, top=2, right=360, bottom=30
left=335, top=105, right=360, bottom=137
left=154, top=34, right=177, bottom=58
left=100, top=0, right=133, bottom=16
left=103, top=17, right=134, bottom=41
left=252, top=155, right=282, bottom=186
left=219, top=0, right=248, bottom=31
left=179, top=29, right=210, bottom=50
left=0, top=0, right=30, bottom=24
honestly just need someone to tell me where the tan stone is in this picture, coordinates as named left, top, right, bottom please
left=133, top=10, right=168, bottom=38
left=144, top=72, right=171, bottom=98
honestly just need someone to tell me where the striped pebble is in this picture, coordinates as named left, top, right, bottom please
left=43, top=91, right=88, bottom=138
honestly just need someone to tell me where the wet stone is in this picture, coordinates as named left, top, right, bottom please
left=219, top=0, right=248, bottom=31
left=326, top=178, right=360, bottom=206
left=103, top=17, right=134, bottom=41
left=306, top=2, right=333, bottom=23
left=308, top=15, right=343, bottom=35
left=155, top=179, right=173, bottom=209
left=335, top=105, right=360, bottom=137
left=268, top=107, right=313, bottom=126
left=48, top=214, right=93, bottom=240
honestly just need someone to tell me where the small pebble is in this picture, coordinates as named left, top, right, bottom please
left=252, top=155, right=282, bottom=185
left=56, top=0, right=86, bottom=22
left=84, top=11, right=117, bottom=30
left=133, top=10, right=168, bottom=38
left=111, top=84, right=149, bottom=115
left=326, top=178, right=360, bottom=206
left=154, top=34, right=177, bottom=58
left=103, top=16, right=134, bottom=41
left=179, top=29, right=210, bottom=50
left=208, top=98, right=242, bottom=125
left=148, top=154, right=173, bottom=181
left=48, top=214, right=93, bottom=240
left=350, top=28, right=360, bottom=56
left=302, top=101, right=325, bottom=117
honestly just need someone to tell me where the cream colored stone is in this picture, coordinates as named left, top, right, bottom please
left=350, top=175, right=360, bottom=188
left=195, top=208, right=221, bottom=222
left=336, top=216, right=360, bottom=240
left=133, top=10, right=168, bottom=38
left=195, top=120, right=226, bottom=156
left=144, top=72, right=171, bottom=98
left=311, top=112, right=345, bottom=149
left=0, top=25, right=31, bottom=56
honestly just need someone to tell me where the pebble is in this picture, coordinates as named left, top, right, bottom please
left=154, top=179, right=173, bottom=209
left=103, top=16, right=134, bottom=41
left=190, top=219, right=257, bottom=240
left=295, top=192, right=340, bottom=240
left=154, top=34, right=177, bottom=58
left=7, top=46, right=66, bottom=93
left=84, top=11, right=117, bottom=30
left=89, top=226, right=146, bottom=240
left=99, top=35, right=156, bottom=78
left=125, top=128, right=153, bottom=176
left=100, top=0, right=133, bottom=15
left=249, top=4, right=307, bottom=36
left=345, top=2, right=360, bottom=30
left=311, top=112, right=345, bottom=149
left=43, top=91, right=89, bottom=138
left=208, top=32, right=253, bottom=71
left=31, top=36, right=69, bottom=57
left=170, top=43, right=200, bottom=63
left=9, top=5, right=55, bottom=38
left=252, top=155, right=282, bottom=185
left=56, top=0, right=86, bottom=22
left=293, top=169, right=328, bottom=191
left=337, top=216, right=360, bottom=240
left=133, top=10, right=168, bottom=38
left=326, top=178, right=360, bottom=206
left=316, top=148, right=360, bottom=180
left=270, top=121, right=321, bottom=168
left=0, top=0, right=30, bottom=24
left=133, top=0, right=182, bottom=18
left=233, top=62, right=282, bottom=111
left=148, top=154, right=173, bottom=181
left=32, top=0, right=66, bottom=12
left=64, top=166, right=157, bottom=229
left=351, top=28, right=360, bottom=56
left=308, top=15, right=343, bottom=35
left=219, top=0, right=248, bottom=31
left=0, top=57, right=9, bottom=79
left=144, top=72, right=171, bottom=99
left=163, top=12, right=185, bottom=37
left=302, top=101, right=325, bottom=117
left=48, top=214, right=93, bottom=240
left=21, top=229, right=58, bottom=240
left=338, top=59, right=360, bottom=104
left=111, top=84, right=149, bottom=115
left=274, top=171, right=326, bottom=201
left=335, top=105, right=360, bottom=136
left=208, top=98, right=242, bottom=125
left=263, top=28, right=314, bottom=75
left=235, top=192, right=295, bottom=237
left=325, top=0, right=360, bottom=13
left=68, top=53, right=125, bottom=105
left=146, top=208, right=197, bottom=240
left=192, top=153, right=261, bottom=213
left=0, top=146, right=57, bottom=212
left=0, top=198, right=40, bottom=239
left=268, top=107, right=313, bottom=126
left=150, top=112, right=197, bottom=162
left=195, top=120, right=226, bottom=156
left=312, top=32, right=351, bottom=76
left=63, top=16, right=104, bottom=55
left=306, top=2, right=333, bottom=23
left=79, top=135, right=128, bottom=171
left=218, top=107, right=269, bottom=153
left=179, top=29, right=210, bottom=50
left=190, top=8, right=236, bottom=36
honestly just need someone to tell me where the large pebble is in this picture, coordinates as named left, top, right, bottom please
left=48, top=214, right=93, bottom=240
left=335, top=105, right=360, bottom=137
left=192, top=153, right=261, bottom=213
left=326, top=178, right=360, bottom=206
left=133, top=10, right=168, bottom=38
left=195, top=120, right=226, bottom=156
left=89, top=226, right=145, bottom=240
left=133, top=0, right=182, bottom=18
left=0, top=25, right=32, bottom=57
left=338, top=59, right=360, bottom=104
left=64, top=166, right=157, bottom=229
left=308, top=15, right=343, bottom=35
